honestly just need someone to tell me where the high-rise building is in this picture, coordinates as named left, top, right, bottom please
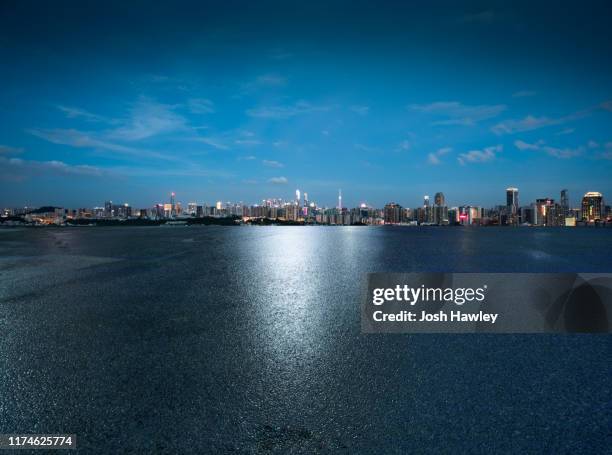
left=338, top=189, right=342, bottom=210
left=560, top=189, right=570, bottom=217
left=535, top=198, right=554, bottom=226
left=295, top=189, right=301, bottom=206
left=433, top=192, right=448, bottom=225
left=285, top=203, right=298, bottom=221
left=506, top=187, right=519, bottom=218
left=506, top=187, right=519, bottom=209
left=104, top=200, right=113, bottom=218
left=185, top=202, right=196, bottom=215
left=163, top=203, right=172, bottom=218
left=581, top=192, right=604, bottom=222
left=383, top=202, right=402, bottom=224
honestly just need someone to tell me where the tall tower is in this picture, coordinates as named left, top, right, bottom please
left=506, top=187, right=519, bottom=212
left=581, top=192, right=603, bottom=222
left=170, top=192, right=176, bottom=216
left=560, top=189, right=570, bottom=217
left=338, top=189, right=342, bottom=211
left=506, top=187, right=519, bottom=225
left=295, top=189, right=301, bottom=206
left=434, top=192, right=445, bottom=207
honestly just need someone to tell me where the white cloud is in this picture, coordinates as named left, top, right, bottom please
left=514, top=139, right=584, bottom=159
left=234, top=139, right=261, bottom=146
left=427, top=147, right=452, bottom=165
left=28, top=128, right=174, bottom=160
left=188, top=98, right=215, bottom=114
left=262, top=160, right=284, bottom=168
left=195, top=137, right=229, bottom=150
left=268, top=176, right=288, bottom=184
left=555, top=128, right=575, bottom=136
left=354, top=143, right=381, bottom=153
left=57, top=105, right=110, bottom=122
left=0, top=145, right=23, bottom=154
left=246, top=101, right=330, bottom=119
left=396, top=140, right=411, bottom=151
left=0, top=156, right=103, bottom=179
left=492, top=107, right=593, bottom=135
left=492, top=115, right=563, bottom=135
left=256, top=74, right=286, bottom=86
left=427, top=153, right=441, bottom=165
left=458, top=145, right=502, bottom=165
left=109, top=98, right=188, bottom=141
left=408, top=101, right=506, bottom=125
left=514, top=139, right=543, bottom=151
left=350, top=105, right=370, bottom=115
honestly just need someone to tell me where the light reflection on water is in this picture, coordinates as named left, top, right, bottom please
left=0, top=226, right=611, bottom=452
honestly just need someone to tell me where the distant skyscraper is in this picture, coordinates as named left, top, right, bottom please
left=560, top=189, right=570, bottom=217
left=383, top=202, right=402, bottom=224
left=506, top=187, right=519, bottom=212
left=338, top=189, right=342, bottom=210
left=187, top=202, right=197, bottom=215
left=104, top=200, right=113, bottom=218
left=304, top=192, right=308, bottom=206
left=581, top=192, right=604, bottom=222
left=535, top=198, right=554, bottom=226
left=423, top=195, right=430, bottom=207
left=295, top=189, right=301, bottom=206
left=505, top=187, right=519, bottom=225
left=432, top=193, right=448, bottom=225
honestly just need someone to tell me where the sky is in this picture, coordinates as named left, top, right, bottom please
left=1, top=0, right=611, bottom=209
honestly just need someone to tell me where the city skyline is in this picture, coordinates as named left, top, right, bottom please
left=0, top=186, right=606, bottom=213
left=1, top=1, right=612, bottom=208
left=4, top=187, right=608, bottom=227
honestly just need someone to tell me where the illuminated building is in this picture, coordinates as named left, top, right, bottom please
left=285, top=204, right=298, bottom=221
left=383, top=202, right=402, bottom=224
left=104, top=200, right=113, bottom=218
left=581, top=192, right=604, bottom=222
left=506, top=187, right=519, bottom=225
left=560, top=189, right=570, bottom=218
left=433, top=192, right=448, bottom=225
left=535, top=198, right=554, bottom=226
left=506, top=188, right=519, bottom=212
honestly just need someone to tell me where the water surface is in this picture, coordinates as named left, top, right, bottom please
left=0, top=226, right=610, bottom=452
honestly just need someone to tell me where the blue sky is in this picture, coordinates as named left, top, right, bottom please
left=1, top=1, right=611, bottom=208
